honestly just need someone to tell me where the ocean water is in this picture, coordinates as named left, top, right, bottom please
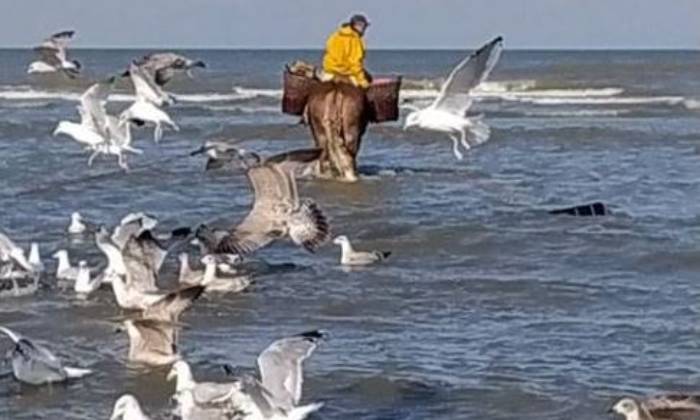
left=1, top=48, right=700, bottom=419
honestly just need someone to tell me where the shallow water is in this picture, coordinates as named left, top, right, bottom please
left=1, top=49, right=700, bottom=419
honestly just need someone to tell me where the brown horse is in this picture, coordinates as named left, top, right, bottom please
left=305, top=82, right=368, bottom=182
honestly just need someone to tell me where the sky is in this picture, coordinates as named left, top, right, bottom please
left=1, top=0, right=698, bottom=49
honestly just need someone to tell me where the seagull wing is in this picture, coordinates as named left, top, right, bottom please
left=47, top=30, right=75, bottom=49
left=431, top=36, right=503, bottom=116
left=645, top=395, right=700, bottom=420
left=215, top=165, right=294, bottom=255
left=128, top=63, right=171, bottom=106
left=263, top=148, right=322, bottom=175
left=129, top=319, right=177, bottom=358
left=257, top=330, right=325, bottom=408
left=33, top=46, right=63, bottom=67
left=136, top=53, right=203, bottom=86
left=79, top=81, right=112, bottom=138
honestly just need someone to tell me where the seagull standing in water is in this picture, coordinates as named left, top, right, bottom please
left=332, top=235, right=391, bottom=266
left=403, top=36, right=503, bottom=160
left=220, top=330, right=326, bottom=420
left=27, top=30, right=81, bottom=77
left=0, top=326, right=92, bottom=385
left=611, top=395, right=700, bottom=420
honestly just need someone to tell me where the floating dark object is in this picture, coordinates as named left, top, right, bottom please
left=548, top=202, right=608, bottom=216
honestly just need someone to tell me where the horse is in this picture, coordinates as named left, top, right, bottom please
left=305, top=81, right=368, bottom=182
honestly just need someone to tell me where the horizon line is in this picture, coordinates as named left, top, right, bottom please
left=1, top=45, right=698, bottom=51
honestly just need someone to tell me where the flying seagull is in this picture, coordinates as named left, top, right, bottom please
left=120, top=62, right=179, bottom=142
left=220, top=330, right=326, bottom=419
left=193, top=148, right=330, bottom=256
left=53, top=80, right=142, bottom=170
left=125, top=52, right=206, bottom=86
left=332, top=235, right=391, bottom=266
left=403, top=36, right=503, bottom=160
left=27, top=30, right=81, bottom=77
left=611, top=395, right=700, bottom=420
left=0, top=326, right=92, bottom=385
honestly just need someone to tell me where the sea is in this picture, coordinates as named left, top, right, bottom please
left=1, top=48, right=700, bottom=419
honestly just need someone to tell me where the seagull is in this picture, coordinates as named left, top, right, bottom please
left=220, top=330, right=326, bottom=419
left=167, top=360, right=242, bottom=420
left=332, top=235, right=391, bottom=266
left=173, top=387, right=241, bottom=420
left=194, top=254, right=251, bottom=294
left=67, top=211, right=98, bottom=234
left=403, top=36, right=503, bottom=160
left=28, top=242, right=43, bottom=273
left=122, top=319, right=179, bottom=366
left=611, top=395, right=700, bottom=420
left=126, top=52, right=206, bottom=86
left=27, top=30, right=81, bottom=77
left=110, top=394, right=152, bottom=420
left=52, top=249, right=80, bottom=281
left=191, top=143, right=321, bottom=175
left=0, top=231, right=34, bottom=273
left=0, top=326, right=92, bottom=385
left=74, top=260, right=101, bottom=296
left=109, top=273, right=204, bottom=322
left=53, top=80, right=142, bottom=170
left=121, top=62, right=178, bottom=142
left=193, top=149, right=330, bottom=256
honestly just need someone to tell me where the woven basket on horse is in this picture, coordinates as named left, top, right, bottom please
left=282, top=62, right=321, bottom=116
left=366, top=76, right=402, bottom=123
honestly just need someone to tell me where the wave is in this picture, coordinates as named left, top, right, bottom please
left=521, top=109, right=631, bottom=117
left=0, top=81, right=689, bottom=111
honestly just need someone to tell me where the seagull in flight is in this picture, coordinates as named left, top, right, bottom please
left=120, top=62, right=179, bottom=142
left=403, top=36, right=503, bottom=160
left=53, top=79, right=142, bottom=170
left=124, top=52, right=206, bottom=86
left=27, top=30, right=81, bottom=77
left=192, top=148, right=330, bottom=256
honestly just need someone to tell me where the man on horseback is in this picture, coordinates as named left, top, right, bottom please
left=321, top=14, right=372, bottom=88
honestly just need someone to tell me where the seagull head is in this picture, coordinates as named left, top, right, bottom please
left=71, top=211, right=82, bottom=222
left=110, top=394, right=140, bottom=420
left=333, top=235, right=349, bottom=245
left=51, top=249, right=67, bottom=260
left=610, top=398, right=641, bottom=419
left=167, top=360, right=194, bottom=390
left=403, top=110, right=422, bottom=130
left=53, top=121, right=71, bottom=137
left=200, top=254, right=217, bottom=266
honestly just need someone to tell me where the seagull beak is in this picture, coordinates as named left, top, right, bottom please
left=192, top=60, right=206, bottom=69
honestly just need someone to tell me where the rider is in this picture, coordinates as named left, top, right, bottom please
left=321, top=14, right=372, bottom=88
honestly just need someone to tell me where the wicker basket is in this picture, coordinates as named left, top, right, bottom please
left=282, top=71, right=320, bottom=116
left=366, top=76, right=402, bottom=123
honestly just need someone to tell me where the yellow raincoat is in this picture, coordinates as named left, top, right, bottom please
left=322, top=25, right=369, bottom=88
